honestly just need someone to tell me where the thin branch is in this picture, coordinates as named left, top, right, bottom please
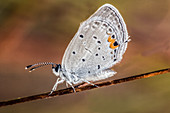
left=0, top=68, right=170, bottom=107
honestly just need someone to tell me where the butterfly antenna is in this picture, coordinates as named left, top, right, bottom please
left=25, top=62, right=56, bottom=72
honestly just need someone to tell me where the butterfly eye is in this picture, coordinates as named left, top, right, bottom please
left=55, top=64, right=61, bottom=73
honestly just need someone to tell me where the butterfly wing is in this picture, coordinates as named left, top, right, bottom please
left=61, top=4, right=129, bottom=82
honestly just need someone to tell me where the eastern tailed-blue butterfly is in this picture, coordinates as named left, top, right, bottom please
left=26, top=3, right=130, bottom=94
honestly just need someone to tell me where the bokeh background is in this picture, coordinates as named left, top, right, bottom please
left=0, top=0, right=170, bottom=113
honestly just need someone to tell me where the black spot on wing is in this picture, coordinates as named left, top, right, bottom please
left=97, top=41, right=101, bottom=44
left=114, top=49, right=116, bottom=53
left=93, top=36, right=97, bottom=39
left=79, top=34, right=84, bottom=38
left=98, top=65, right=100, bottom=69
left=113, top=41, right=119, bottom=46
left=102, top=56, right=105, bottom=60
left=72, top=51, right=76, bottom=54
left=112, top=35, right=115, bottom=39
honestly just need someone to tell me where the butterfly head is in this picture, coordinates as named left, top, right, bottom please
left=52, top=64, right=61, bottom=76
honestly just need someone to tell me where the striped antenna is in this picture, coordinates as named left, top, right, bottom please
left=25, top=62, right=56, bottom=72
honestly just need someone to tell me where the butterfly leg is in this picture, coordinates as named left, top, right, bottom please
left=65, top=82, right=69, bottom=88
left=66, top=80, right=76, bottom=92
left=49, top=78, right=65, bottom=95
left=80, top=79, right=98, bottom=88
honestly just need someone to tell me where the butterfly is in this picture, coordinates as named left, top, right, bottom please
left=26, top=3, right=130, bottom=94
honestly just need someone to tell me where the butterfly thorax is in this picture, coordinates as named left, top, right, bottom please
left=60, top=66, right=83, bottom=84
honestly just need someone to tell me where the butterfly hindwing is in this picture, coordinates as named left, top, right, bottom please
left=61, top=4, right=129, bottom=82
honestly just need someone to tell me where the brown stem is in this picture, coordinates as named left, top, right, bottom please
left=0, top=68, right=170, bottom=107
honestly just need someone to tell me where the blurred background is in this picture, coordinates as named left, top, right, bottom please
left=0, top=0, right=170, bottom=113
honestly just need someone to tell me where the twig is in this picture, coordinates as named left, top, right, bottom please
left=0, top=68, right=170, bottom=107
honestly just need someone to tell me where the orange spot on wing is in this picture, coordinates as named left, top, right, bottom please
left=108, top=36, right=119, bottom=49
